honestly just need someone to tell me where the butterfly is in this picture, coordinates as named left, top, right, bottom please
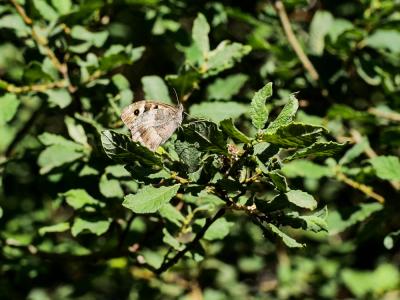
left=121, top=100, right=184, bottom=151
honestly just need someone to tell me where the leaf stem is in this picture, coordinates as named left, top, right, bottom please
left=0, top=79, right=68, bottom=94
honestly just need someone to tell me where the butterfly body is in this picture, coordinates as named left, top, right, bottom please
left=121, top=100, right=184, bottom=151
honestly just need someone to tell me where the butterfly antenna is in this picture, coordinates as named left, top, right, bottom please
left=172, top=88, right=180, bottom=105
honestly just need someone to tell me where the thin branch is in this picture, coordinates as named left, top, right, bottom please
left=368, top=107, right=400, bottom=122
left=335, top=167, right=385, bottom=204
left=0, top=79, right=68, bottom=94
left=9, top=0, right=74, bottom=92
left=350, top=129, right=400, bottom=191
left=274, top=1, right=319, bottom=81
left=117, top=213, right=136, bottom=249
left=155, top=207, right=226, bottom=275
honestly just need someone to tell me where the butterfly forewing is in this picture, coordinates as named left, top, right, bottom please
left=120, top=100, right=183, bottom=151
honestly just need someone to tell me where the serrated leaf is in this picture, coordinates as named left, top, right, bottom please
left=0, top=93, right=19, bottom=125
left=71, top=218, right=111, bottom=236
left=266, top=94, right=299, bottom=133
left=298, top=214, right=328, bottom=233
left=220, top=118, right=251, bottom=143
left=123, top=184, right=180, bottom=214
left=192, top=13, right=210, bottom=56
left=369, top=156, right=400, bottom=181
left=181, top=120, right=227, bottom=154
left=282, top=160, right=333, bottom=179
left=263, top=122, right=328, bottom=148
left=37, top=144, right=85, bottom=174
left=204, top=217, right=233, bottom=241
left=265, top=223, right=304, bottom=248
left=286, top=141, right=345, bottom=161
left=62, top=189, right=101, bottom=209
left=190, top=101, right=248, bottom=123
left=141, top=75, right=172, bottom=104
left=250, top=82, right=272, bottom=130
left=269, top=171, right=288, bottom=192
left=39, top=222, right=70, bottom=236
left=159, top=203, right=185, bottom=227
left=205, top=42, right=251, bottom=76
left=175, top=140, right=202, bottom=173
left=101, top=130, right=162, bottom=166
left=207, top=74, right=248, bottom=101
left=285, top=190, right=317, bottom=210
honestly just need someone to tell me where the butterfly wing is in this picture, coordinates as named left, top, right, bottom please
left=121, top=101, right=183, bottom=151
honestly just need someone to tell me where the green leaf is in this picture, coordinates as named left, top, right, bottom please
left=190, top=101, right=248, bottom=123
left=38, top=133, right=84, bottom=149
left=0, top=93, right=19, bottom=125
left=285, top=190, right=317, bottom=210
left=339, top=138, right=369, bottom=165
left=369, top=156, right=400, bottom=181
left=62, top=189, right=101, bottom=209
left=327, top=18, right=354, bottom=43
left=165, top=71, right=200, bottom=97
left=101, top=130, right=162, bottom=166
left=204, top=217, right=234, bottom=241
left=192, top=13, right=210, bottom=56
left=207, top=74, right=248, bottom=101
left=263, top=122, right=328, bottom=148
left=341, top=264, right=400, bottom=298
left=282, top=160, right=333, bottom=179
left=205, top=42, right=252, bottom=76
left=220, top=118, right=251, bottom=143
left=266, top=94, right=299, bottom=133
left=33, top=0, right=59, bottom=22
left=141, top=75, right=172, bottom=104
left=159, top=203, right=185, bottom=227
left=123, top=184, right=180, bottom=214
left=65, top=116, right=88, bottom=145
left=162, top=228, right=183, bottom=250
left=45, top=89, right=72, bottom=109
left=71, top=26, right=108, bottom=48
left=269, top=171, right=288, bottom=192
left=384, top=230, right=400, bottom=250
left=265, top=223, right=304, bottom=248
left=328, top=203, right=382, bottom=235
left=285, top=141, right=345, bottom=160
left=365, top=30, right=400, bottom=54
left=99, top=174, right=124, bottom=198
left=37, top=144, right=84, bottom=174
left=309, top=11, right=333, bottom=55
left=250, top=82, right=272, bottom=130
left=175, top=140, right=202, bottom=173
left=182, top=120, right=227, bottom=154
left=51, top=0, right=72, bottom=14
left=71, top=218, right=111, bottom=236
left=298, top=213, right=328, bottom=233
left=39, top=222, right=70, bottom=236
left=328, top=104, right=369, bottom=120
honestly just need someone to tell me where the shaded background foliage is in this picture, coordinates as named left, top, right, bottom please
left=1, top=0, right=400, bottom=299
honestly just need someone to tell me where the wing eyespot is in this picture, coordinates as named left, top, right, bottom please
left=134, top=109, right=140, bottom=116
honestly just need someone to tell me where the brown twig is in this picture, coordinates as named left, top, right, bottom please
left=274, top=1, right=319, bottom=81
left=155, top=207, right=226, bottom=274
left=335, top=167, right=385, bottom=204
left=0, top=79, right=68, bottom=94
left=368, top=107, right=400, bottom=122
